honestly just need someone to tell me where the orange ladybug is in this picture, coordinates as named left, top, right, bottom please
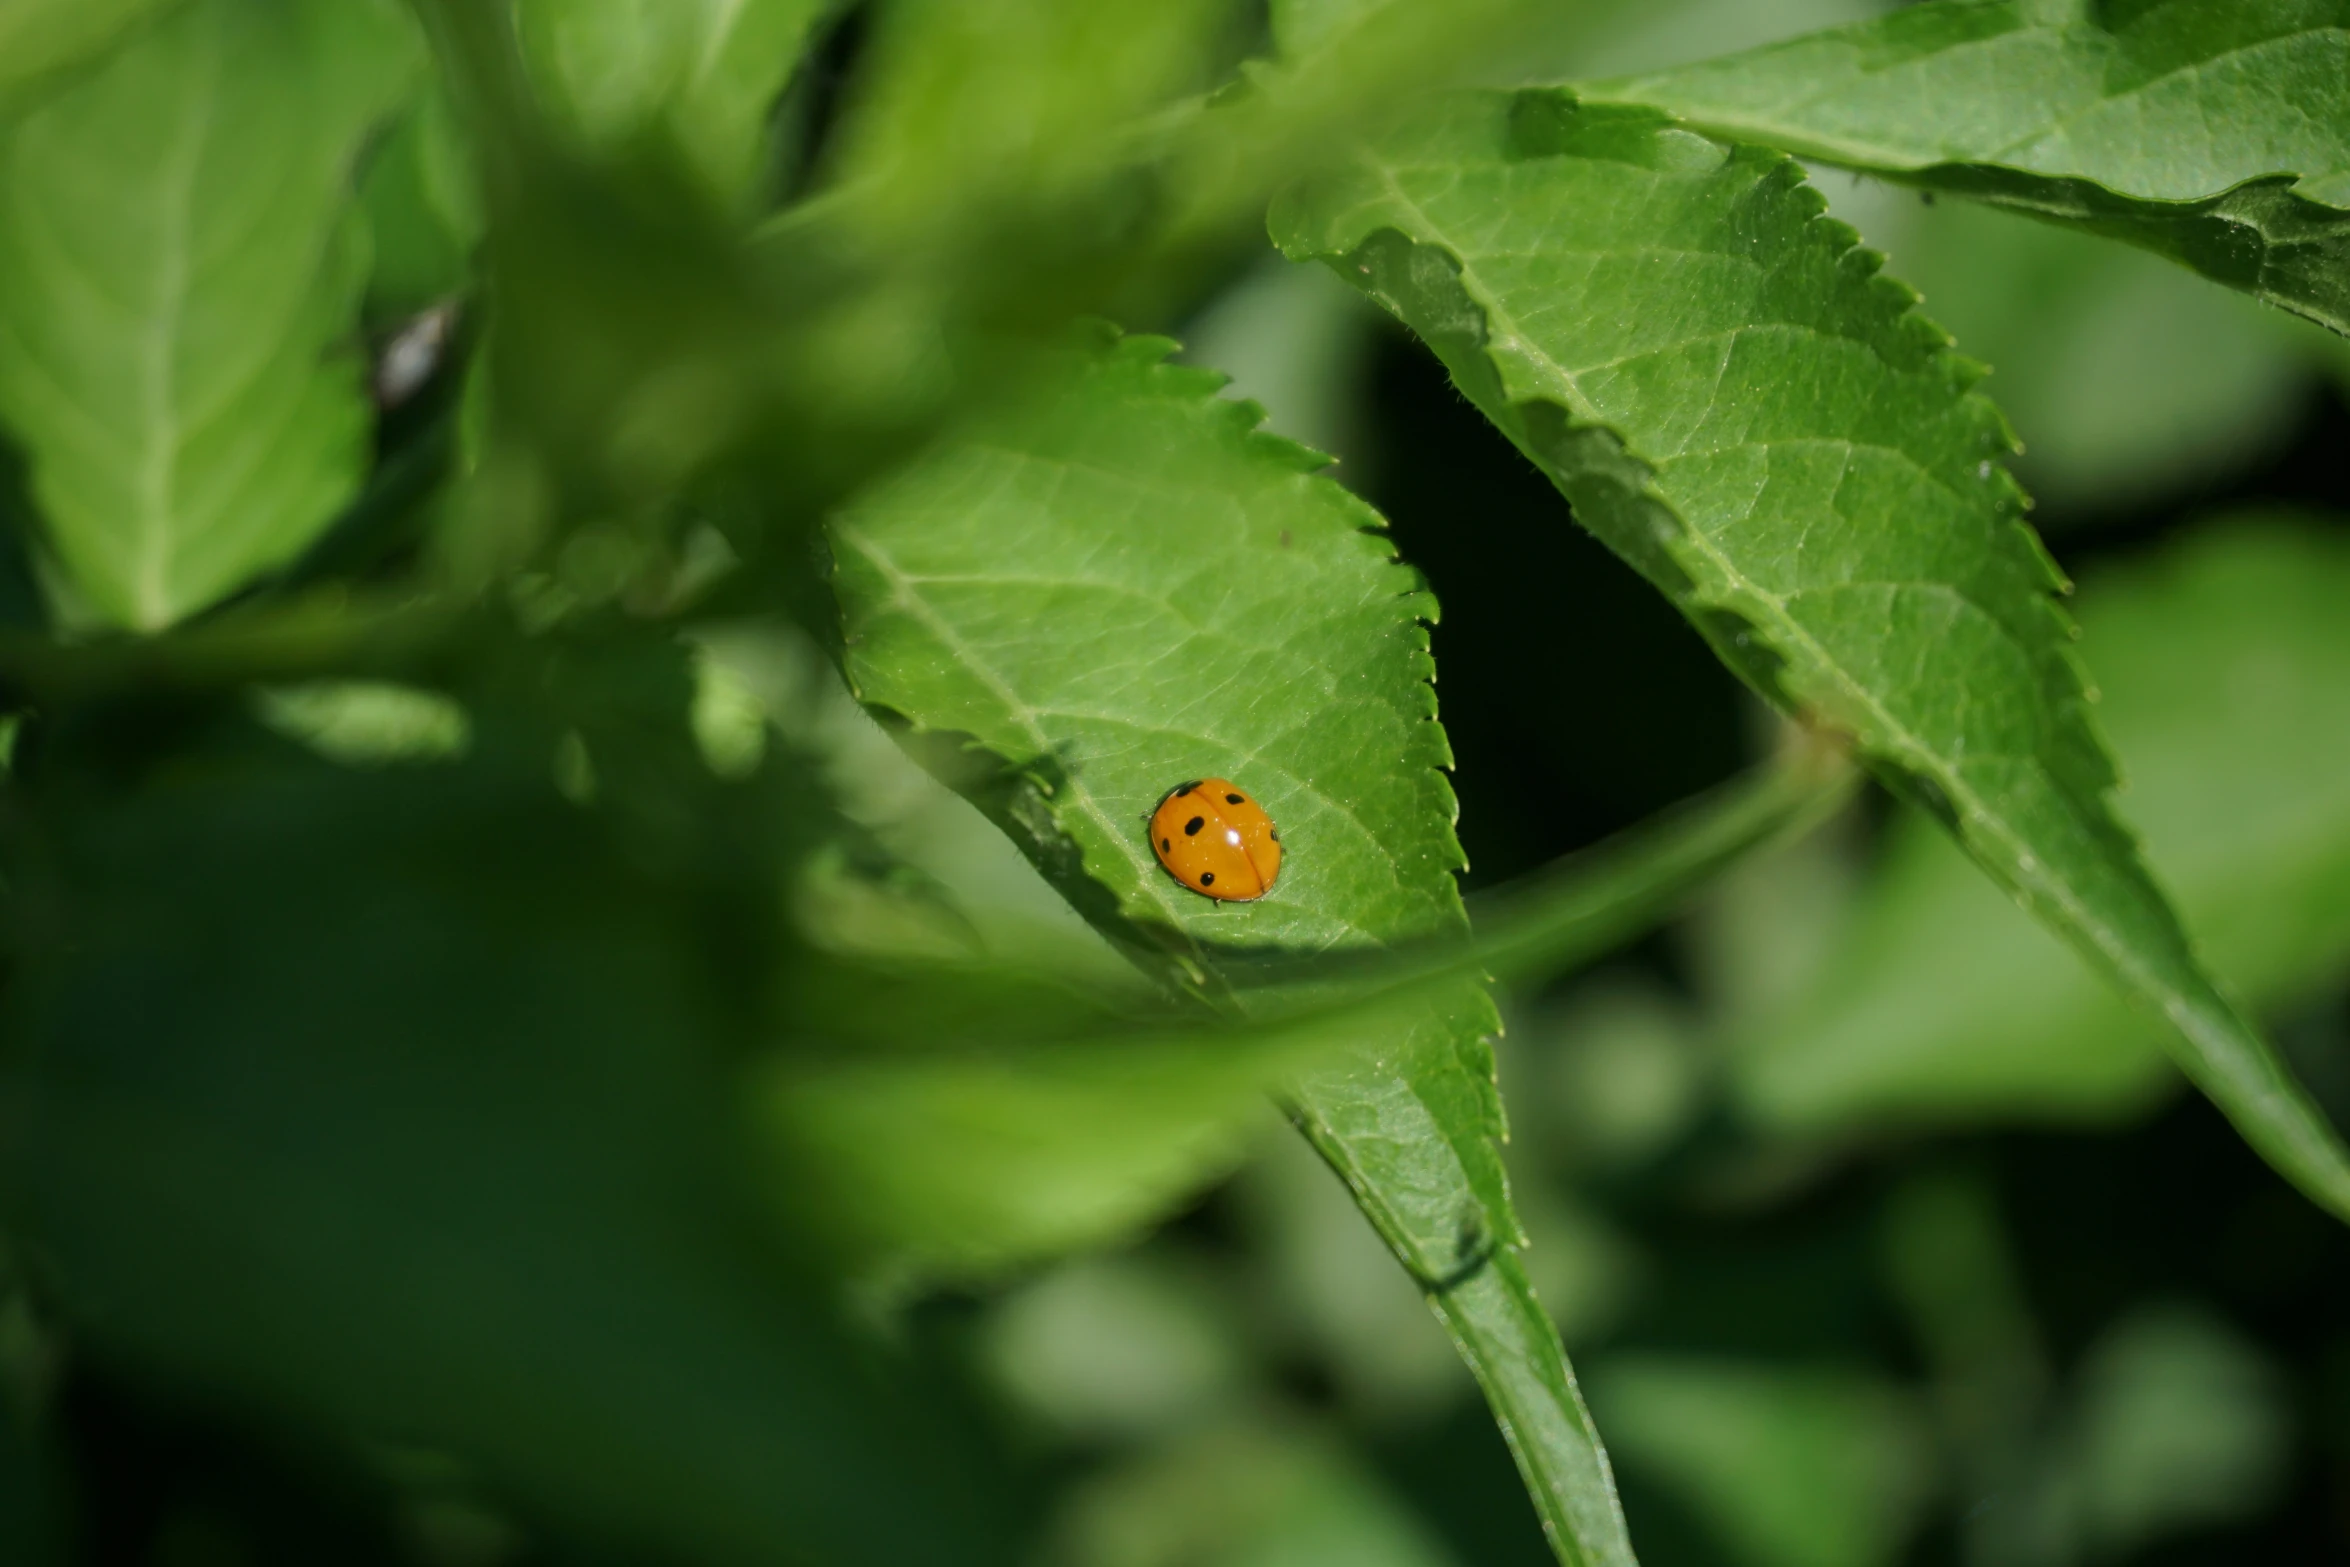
left=1149, top=778, right=1281, bottom=902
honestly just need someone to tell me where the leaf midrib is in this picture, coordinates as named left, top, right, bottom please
left=133, top=18, right=218, bottom=630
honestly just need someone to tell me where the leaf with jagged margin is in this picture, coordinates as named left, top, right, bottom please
left=0, top=0, right=418, bottom=631
left=515, top=0, right=829, bottom=209
left=831, top=330, right=1634, bottom=1566
left=0, top=0, right=178, bottom=113
left=1580, top=0, right=2350, bottom=337
left=1270, top=89, right=2350, bottom=1224
left=764, top=754, right=1845, bottom=1286
left=1741, top=517, right=2350, bottom=1130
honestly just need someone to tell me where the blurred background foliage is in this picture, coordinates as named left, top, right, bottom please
left=5, top=0, right=2350, bottom=1564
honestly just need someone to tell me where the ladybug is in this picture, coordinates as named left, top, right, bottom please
left=1149, top=777, right=1281, bottom=902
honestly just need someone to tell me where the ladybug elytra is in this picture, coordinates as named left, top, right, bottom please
left=1148, top=777, right=1281, bottom=902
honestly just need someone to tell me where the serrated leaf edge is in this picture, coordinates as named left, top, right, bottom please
left=1276, top=87, right=2350, bottom=1219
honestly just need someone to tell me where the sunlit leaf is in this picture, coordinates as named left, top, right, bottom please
left=1584, top=0, right=2350, bottom=336
left=1271, top=89, right=2350, bottom=1221
left=831, top=329, right=1635, bottom=1566
left=0, top=0, right=418, bottom=631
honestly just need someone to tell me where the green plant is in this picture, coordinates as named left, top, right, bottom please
left=0, top=2, right=2346, bottom=1564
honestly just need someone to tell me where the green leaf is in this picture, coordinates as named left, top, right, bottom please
left=515, top=0, right=829, bottom=208
left=751, top=708, right=1841, bottom=1285
left=830, top=331, right=1635, bottom=1566
left=1741, top=517, right=2350, bottom=1129
left=821, top=0, right=1242, bottom=237
left=1581, top=0, right=2350, bottom=336
left=0, top=0, right=418, bottom=631
left=5, top=675, right=1005, bottom=1567
left=359, top=80, right=483, bottom=317
left=0, top=0, right=177, bottom=113
left=1269, top=89, right=2350, bottom=1222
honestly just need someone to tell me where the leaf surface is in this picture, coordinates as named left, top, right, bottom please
left=0, top=0, right=177, bottom=112
left=754, top=720, right=1843, bottom=1285
left=5, top=692, right=1004, bottom=1567
left=819, top=0, right=1241, bottom=239
left=0, top=0, right=417, bottom=630
left=359, top=81, right=482, bottom=317
left=831, top=332, right=1633, bottom=1565
left=1270, top=89, right=2350, bottom=1221
left=1583, top=0, right=2350, bottom=335
left=515, top=0, right=828, bottom=206
left=1741, top=518, right=2350, bottom=1128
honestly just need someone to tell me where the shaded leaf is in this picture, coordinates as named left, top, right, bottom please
left=0, top=0, right=418, bottom=631
left=359, top=80, right=482, bottom=318
left=3, top=685, right=1003, bottom=1567
left=1270, top=89, right=2350, bottom=1220
left=830, top=331, right=1635, bottom=1565
left=0, top=1390, right=61, bottom=1567
left=1584, top=0, right=2350, bottom=336
left=1741, top=518, right=2350, bottom=1128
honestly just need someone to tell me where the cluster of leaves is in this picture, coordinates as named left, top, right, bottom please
left=0, top=1, right=2346, bottom=1564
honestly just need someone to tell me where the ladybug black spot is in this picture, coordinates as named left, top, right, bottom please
left=1200, top=872, right=1215, bottom=887
left=1160, top=838, right=1171, bottom=852
left=1225, top=793, right=1243, bottom=804
left=1270, top=830, right=1280, bottom=843
left=1184, top=816, right=1205, bottom=836
left=1175, top=781, right=1200, bottom=797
